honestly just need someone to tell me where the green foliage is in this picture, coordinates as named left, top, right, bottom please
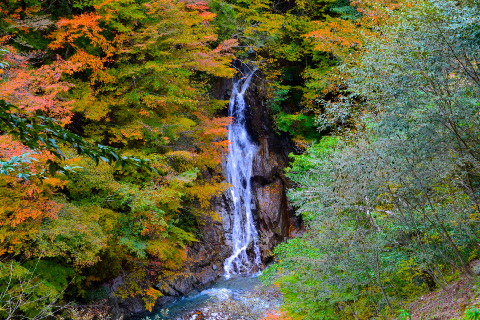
left=0, top=260, right=70, bottom=318
left=0, top=152, right=38, bottom=179
left=330, top=0, right=361, bottom=20
left=463, top=307, right=480, bottom=320
left=286, top=135, right=338, bottom=173
left=274, top=112, right=318, bottom=139
left=85, top=285, right=109, bottom=302
left=0, top=49, right=9, bottom=69
left=398, top=309, right=411, bottom=320
left=210, top=0, right=238, bottom=42
left=269, top=0, right=480, bottom=318
left=23, top=260, right=75, bottom=294
left=0, top=100, right=154, bottom=176
left=269, top=86, right=289, bottom=114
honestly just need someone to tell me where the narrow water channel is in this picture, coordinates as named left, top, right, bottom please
left=144, top=275, right=281, bottom=320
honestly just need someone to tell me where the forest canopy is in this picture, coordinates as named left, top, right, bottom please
left=0, top=0, right=236, bottom=315
left=1, top=0, right=480, bottom=318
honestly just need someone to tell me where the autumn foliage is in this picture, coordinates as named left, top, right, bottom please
left=0, top=0, right=237, bottom=315
left=260, top=310, right=293, bottom=320
left=0, top=0, right=430, bottom=316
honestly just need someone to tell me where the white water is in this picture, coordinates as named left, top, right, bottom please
left=144, top=275, right=277, bottom=320
left=223, top=68, right=261, bottom=278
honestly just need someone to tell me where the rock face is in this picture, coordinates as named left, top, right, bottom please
left=185, top=69, right=297, bottom=274
left=163, top=69, right=297, bottom=291
left=211, top=67, right=298, bottom=269
left=243, top=73, right=298, bottom=263
left=253, top=152, right=290, bottom=261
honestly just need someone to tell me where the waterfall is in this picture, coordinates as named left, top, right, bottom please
left=223, top=68, right=261, bottom=278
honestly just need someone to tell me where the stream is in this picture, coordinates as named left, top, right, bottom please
left=143, top=275, right=282, bottom=320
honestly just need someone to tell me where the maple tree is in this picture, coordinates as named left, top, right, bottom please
left=0, top=0, right=237, bottom=315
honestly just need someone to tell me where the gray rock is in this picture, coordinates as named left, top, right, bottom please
left=472, top=261, right=480, bottom=275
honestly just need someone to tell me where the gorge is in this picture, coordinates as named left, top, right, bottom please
left=2, top=0, right=478, bottom=318
left=125, top=66, right=299, bottom=318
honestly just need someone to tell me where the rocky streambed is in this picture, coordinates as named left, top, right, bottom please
left=141, top=276, right=282, bottom=320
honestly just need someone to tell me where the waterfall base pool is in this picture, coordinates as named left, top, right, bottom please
left=141, top=275, right=282, bottom=320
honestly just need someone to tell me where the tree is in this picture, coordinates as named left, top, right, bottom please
left=0, top=0, right=237, bottom=314
left=265, top=0, right=480, bottom=318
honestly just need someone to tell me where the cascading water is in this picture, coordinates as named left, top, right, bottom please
left=223, top=68, right=261, bottom=279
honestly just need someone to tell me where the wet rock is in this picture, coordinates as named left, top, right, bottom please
left=252, top=137, right=281, bottom=181
left=181, top=282, right=283, bottom=320
left=211, top=66, right=300, bottom=267
left=117, top=296, right=145, bottom=315
left=216, top=67, right=300, bottom=265
left=254, top=178, right=289, bottom=259
left=243, top=71, right=299, bottom=263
